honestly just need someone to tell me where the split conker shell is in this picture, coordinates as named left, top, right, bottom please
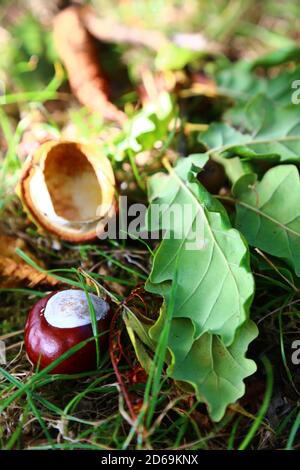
left=18, top=141, right=116, bottom=242
left=25, top=290, right=111, bottom=374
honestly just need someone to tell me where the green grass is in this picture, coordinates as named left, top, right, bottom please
left=1, top=250, right=298, bottom=449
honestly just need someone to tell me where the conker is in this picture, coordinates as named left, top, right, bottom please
left=25, top=289, right=111, bottom=374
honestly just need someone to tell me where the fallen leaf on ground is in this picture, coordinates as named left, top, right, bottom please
left=53, top=6, right=126, bottom=125
left=0, top=234, right=60, bottom=288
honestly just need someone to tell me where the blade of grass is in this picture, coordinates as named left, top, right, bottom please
left=0, top=332, right=107, bottom=413
left=128, top=148, right=146, bottom=192
left=78, top=272, right=100, bottom=369
left=4, top=402, right=29, bottom=450
left=26, top=393, right=54, bottom=447
left=286, top=410, right=300, bottom=449
left=0, top=368, right=54, bottom=446
left=279, top=309, right=300, bottom=395
left=144, top=265, right=178, bottom=426
left=227, top=416, right=241, bottom=449
left=238, top=356, right=273, bottom=450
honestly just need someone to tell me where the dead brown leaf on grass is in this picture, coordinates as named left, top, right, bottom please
left=53, top=6, right=127, bottom=125
left=0, top=234, right=60, bottom=288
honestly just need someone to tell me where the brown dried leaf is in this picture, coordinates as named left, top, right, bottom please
left=53, top=6, right=126, bottom=125
left=0, top=235, right=60, bottom=288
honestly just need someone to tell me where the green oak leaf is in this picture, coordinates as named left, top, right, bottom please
left=199, top=96, right=300, bottom=163
left=216, top=61, right=268, bottom=102
left=216, top=46, right=300, bottom=106
left=167, top=318, right=258, bottom=422
left=147, top=306, right=257, bottom=422
left=145, top=155, right=254, bottom=346
left=233, top=164, right=300, bottom=277
left=218, top=64, right=300, bottom=106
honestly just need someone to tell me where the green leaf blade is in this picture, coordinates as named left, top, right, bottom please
left=169, top=319, right=258, bottom=422
left=234, top=165, right=300, bottom=276
left=144, top=156, right=256, bottom=421
left=146, top=156, right=254, bottom=345
left=200, top=97, right=300, bottom=164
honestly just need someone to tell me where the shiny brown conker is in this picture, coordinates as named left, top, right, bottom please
left=25, top=289, right=111, bottom=374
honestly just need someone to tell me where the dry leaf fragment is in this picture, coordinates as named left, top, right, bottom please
left=0, top=234, right=60, bottom=288
left=53, top=6, right=126, bottom=125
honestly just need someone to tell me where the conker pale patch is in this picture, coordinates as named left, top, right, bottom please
left=44, top=290, right=110, bottom=328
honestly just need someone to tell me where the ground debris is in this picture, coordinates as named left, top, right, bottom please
left=53, top=6, right=126, bottom=125
left=0, top=234, right=60, bottom=288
